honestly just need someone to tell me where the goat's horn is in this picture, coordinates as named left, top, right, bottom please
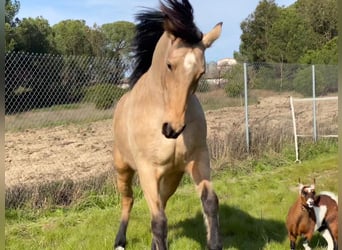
left=298, top=184, right=304, bottom=194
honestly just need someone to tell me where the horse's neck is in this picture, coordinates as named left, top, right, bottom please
left=149, top=32, right=169, bottom=85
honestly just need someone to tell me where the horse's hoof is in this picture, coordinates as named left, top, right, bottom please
left=114, top=247, right=125, bottom=250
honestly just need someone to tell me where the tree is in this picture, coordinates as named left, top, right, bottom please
left=299, top=37, right=337, bottom=65
left=239, top=0, right=280, bottom=62
left=5, top=0, right=20, bottom=26
left=52, top=20, right=92, bottom=55
left=13, top=17, right=54, bottom=53
left=266, top=7, right=319, bottom=63
left=100, top=21, right=135, bottom=58
left=99, top=21, right=135, bottom=81
left=87, top=24, right=106, bottom=57
left=237, top=0, right=337, bottom=64
left=5, top=0, right=20, bottom=51
left=295, top=0, right=337, bottom=45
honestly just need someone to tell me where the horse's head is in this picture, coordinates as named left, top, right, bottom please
left=298, top=178, right=316, bottom=208
left=156, top=0, right=222, bottom=139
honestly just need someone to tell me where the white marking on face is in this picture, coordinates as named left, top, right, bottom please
left=184, top=52, right=196, bottom=73
left=313, top=205, right=327, bottom=230
left=306, top=198, right=314, bottom=208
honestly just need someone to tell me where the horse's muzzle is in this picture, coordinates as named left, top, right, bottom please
left=162, top=123, right=186, bottom=139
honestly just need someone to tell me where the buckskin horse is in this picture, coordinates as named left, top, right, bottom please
left=112, top=0, right=222, bottom=249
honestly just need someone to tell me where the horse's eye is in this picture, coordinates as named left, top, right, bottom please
left=167, top=62, right=172, bottom=71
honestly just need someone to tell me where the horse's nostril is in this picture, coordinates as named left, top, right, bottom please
left=162, top=123, right=174, bottom=138
left=162, top=123, right=185, bottom=139
left=162, top=123, right=170, bottom=136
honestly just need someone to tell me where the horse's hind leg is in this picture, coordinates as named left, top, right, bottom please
left=187, top=150, right=222, bottom=250
left=113, top=150, right=135, bottom=249
left=159, top=171, right=184, bottom=208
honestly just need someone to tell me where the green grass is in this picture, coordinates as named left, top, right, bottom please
left=5, top=152, right=337, bottom=250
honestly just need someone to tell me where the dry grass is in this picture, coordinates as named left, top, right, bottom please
left=5, top=103, right=114, bottom=131
left=6, top=169, right=116, bottom=209
left=5, top=89, right=337, bottom=210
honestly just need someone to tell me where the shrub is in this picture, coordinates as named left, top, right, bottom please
left=223, top=64, right=244, bottom=97
left=224, top=82, right=243, bottom=97
left=83, top=83, right=128, bottom=109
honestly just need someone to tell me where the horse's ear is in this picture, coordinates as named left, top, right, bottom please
left=202, top=22, right=223, bottom=48
left=166, top=31, right=177, bottom=43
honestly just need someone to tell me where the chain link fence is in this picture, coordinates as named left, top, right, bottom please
left=5, top=52, right=338, bottom=156
left=197, top=61, right=338, bottom=161
left=5, top=52, right=338, bottom=208
left=5, top=52, right=129, bottom=130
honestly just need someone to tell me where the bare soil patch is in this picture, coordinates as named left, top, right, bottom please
left=5, top=95, right=338, bottom=191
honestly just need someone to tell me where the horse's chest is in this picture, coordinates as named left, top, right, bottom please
left=144, top=137, right=189, bottom=168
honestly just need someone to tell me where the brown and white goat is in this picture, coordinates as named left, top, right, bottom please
left=286, top=179, right=338, bottom=250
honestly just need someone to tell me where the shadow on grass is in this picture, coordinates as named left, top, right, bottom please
left=170, top=204, right=288, bottom=249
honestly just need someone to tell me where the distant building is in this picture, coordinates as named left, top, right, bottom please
left=203, top=58, right=237, bottom=87
left=217, top=58, right=237, bottom=71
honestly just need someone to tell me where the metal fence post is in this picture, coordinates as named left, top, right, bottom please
left=243, top=62, right=249, bottom=153
left=312, top=65, right=317, bottom=142
left=290, top=96, right=300, bottom=163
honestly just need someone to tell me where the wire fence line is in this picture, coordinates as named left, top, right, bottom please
left=5, top=52, right=338, bottom=158
left=5, top=52, right=129, bottom=114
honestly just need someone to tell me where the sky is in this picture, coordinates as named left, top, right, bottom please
left=17, top=0, right=296, bottom=62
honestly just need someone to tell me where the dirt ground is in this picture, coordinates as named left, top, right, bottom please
left=5, top=95, right=338, bottom=190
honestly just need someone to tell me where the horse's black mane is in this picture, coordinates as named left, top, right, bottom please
left=129, top=0, right=202, bottom=87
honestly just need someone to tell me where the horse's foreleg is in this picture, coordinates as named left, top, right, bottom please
left=113, top=154, right=135, bottom=250
left=198, top=180, right=222, bottom=250
left=138, top=168, right=168, bottom=250
left=187, top=152, right=222, bottom=250
left=151, top=210, right=167, bottom=250
left=114, top=167, right=134, bottom=249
